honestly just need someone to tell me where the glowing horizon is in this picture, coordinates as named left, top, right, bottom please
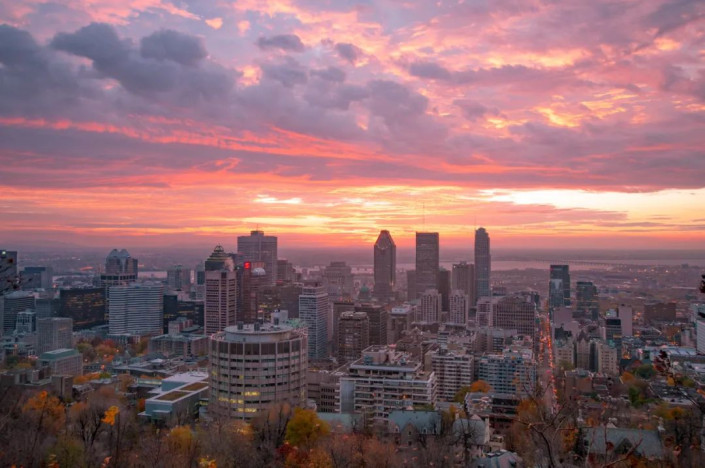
left=1, top=1, right=704, bottom=250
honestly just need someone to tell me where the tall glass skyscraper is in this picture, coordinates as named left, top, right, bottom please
left=415, top=232, right=439, bottom=298
left=474, top=227, right=491, bottom=301
left=549, top=264, right=571, bottom=307
left=373, top=230, right=396, bottom=302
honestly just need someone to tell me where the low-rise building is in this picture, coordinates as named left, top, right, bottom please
left=39, top=348, right=82, bottom=377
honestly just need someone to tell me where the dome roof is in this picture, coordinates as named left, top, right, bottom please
left=252, top=267, right=267, bottom=276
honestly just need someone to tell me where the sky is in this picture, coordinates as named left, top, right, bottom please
left=0, top=0, right=704, bottom=250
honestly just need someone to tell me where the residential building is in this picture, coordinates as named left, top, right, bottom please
left=340, top=346, right=437, bottom=423
left=388, top=304, right=414, bottom=344
left=476, top=348, right=537, bottom=397
left=337, top=311, right=369, bottom=363
left=209, top=322, right=307, bottom=420
left=595, top=341, right=619, bottom=375
left=356, top=303, right=387, bottom=346
left=448, top=290, right=469, bottom=327
left=426, top=347, right=473, bottom=402
left=419, top=289, right=442, bottom=324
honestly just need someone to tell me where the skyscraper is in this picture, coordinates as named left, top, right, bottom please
left=237, top=230, right=278, bottom=286
left=100, top=249, right=138, bottom=287
left=108, top=283, right=163, bottom=336
left=167, top=264, right=191, bottom=292
left=474, top=228, right=491, bottom=301
left=299, top=284, right=329, bottom=359
left=549, top=265, right=571, bottom=307
left=373, top=230, right=396, bottom=302
left=576, top=281, right=598, bottom=319
left=204, top=246, right=237, bottom=335
left=337, top=311, right=369, bottom=363
left=415, top=232, right=439, bottom=299
left=452, top=261, right=476, bottom=306
left=37, top=317, right=73, bottom=354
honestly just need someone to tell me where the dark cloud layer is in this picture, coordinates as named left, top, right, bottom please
left=256, top=34, right=305, bottom=52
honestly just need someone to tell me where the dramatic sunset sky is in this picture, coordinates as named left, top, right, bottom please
left=1, top=0, right=704, bottom=249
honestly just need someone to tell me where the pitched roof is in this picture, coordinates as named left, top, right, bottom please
left=581, top=426, right=665, bottom=458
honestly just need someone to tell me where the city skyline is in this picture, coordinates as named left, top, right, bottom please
left=1, top=1, right=705, bottom=250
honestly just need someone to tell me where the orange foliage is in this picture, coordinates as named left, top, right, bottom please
left=101, top=406, right=119, bottom=426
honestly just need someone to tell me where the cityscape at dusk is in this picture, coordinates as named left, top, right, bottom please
left=1, top=0, right=704, bottom=249
left=2, top=1, right=705, bottom=467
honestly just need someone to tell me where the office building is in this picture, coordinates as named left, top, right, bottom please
left=438, top=268, right=450, bottom=312
left=617, top=305, right=633, bottom=337
left=549, top=265, right=570, bottom=308
left=373, top=230, right=396, bottom=302
left=237, top=230, right=278, bottom=286
left=2, top=291, right=35, bottom=333
left=1, top=250, right=19, bottom=293
left=194, top=263, right=206, bottom=300
left=492, top=295, right=538, bottom=343
left=406, top=270, right=416, bottom=301
left=276, top=259, right=295, bottom=283
left=209, top=322, right=307, bottom=420
left=337, top=311, right=369, bottom=363
left=426, top=348, right=474, bottom=402
left=476, top=348, right=536, bottom=397
left=474, top=228, right=491, bottom=301
left=355, top=303, right=387, bottom=346
left=452, top=261, right=476, bottom=306
left=39, top=348, right=82, bottom=377
left=59, top=287, right=106, bottom=329
left=100, top=249, right=138, bottom=287
left=448, top=290, right=469, bottom=326
left=419, top=289, right=442, bottom=324
left=340, top=346, right=437, bottom=423
left=576, top=281, right=598, bottom=319
left=204, top=246, right=237, bottom=335
left=167, top=265, right=191, bottom=292
left=323, top=261, right=354, bottom=300
left=602, top=313, right=623, bottom=351
left=237, top=261, right=260, bottom=324
left=415, top=232, right=439, bottom=299
left=22, top=266, right=53, bottom=290
left=108, top=283, right=163, bottom=336
left=299, top=284, right=329, bottom=359
left=15, top=310, right=35, bottom=333
left=331, top=300, right=355, bottom=355
left=36, top=317, right=73, bottom=354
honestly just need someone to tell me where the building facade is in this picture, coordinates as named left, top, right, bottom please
left=452, top=261, right=476, bottom=307
left=474, top=228, right=491, bottom=301
left=448, top=290, right=469, bottom=326
left=204, top=246, right=237, bottom=335
left=108, top=283, right=164, bottom=336
left=415, top=232, right=439, bottom=299
left=299, top=284, right=329, bottom=359
left=237, top=230, right=278, bottom=287
left=337, top=311, right=369, bottom=363
left=209, top=323, right=307, bottom=420
left=373, top=230, right=396, bottom=302
left=419, top=289, right=442, bottom=324
left=36, top=317, right=73, bottom=354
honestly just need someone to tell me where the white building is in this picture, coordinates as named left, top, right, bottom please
left=426, top=347, right=473, bottom=402
left=596, top=341, right=619, bottom=375
left=476, top=347, right=537, bottom=397
left=419, top=289, right=442, bottom=324
left=340, top=346, right=437, bottom=423
left=108, top=283, right=163, bottom=336
left=448, top=290, right=469, bottom=327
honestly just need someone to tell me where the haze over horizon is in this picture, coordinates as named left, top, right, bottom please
left=1, top=1, right=704, bottom=249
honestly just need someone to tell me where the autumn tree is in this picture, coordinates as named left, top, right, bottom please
left=285, top=408, right=330, bottom=449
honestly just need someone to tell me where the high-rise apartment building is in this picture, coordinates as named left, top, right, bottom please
left=108, top=283, right=163, bottom=336
left=426, top=348, right=473, bottom=402
left=299, top=284, right=329, bottom=359
left=340, top=346, right=437, bottom=423
left=373, top=230, right=396, bottom=302
left=204, top=246, right=237, bottom=335
left=36, top=317, right=73, bottom=354
left=209, top=322, right=307, bottom=420
left=337, top=311, right=369, bottom=363
left=419, top=289, right=442, bottom=324
left=237, top=230, right=278, bottom=286
left=355, top=303, right=387, bottom=346
left=474, top=228, right=491, bottom=301
left=452, top=261, right=476, bottom=306
left=549, top=265, right=571, bottom=307
left=448, top=290, right=469, bottom=326
left=415, top=232, right=439, bottom=299
left=476, top=347, right=537, bottom=397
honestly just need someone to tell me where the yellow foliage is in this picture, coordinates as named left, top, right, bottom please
left=470, top=380, right=492, bottom=393
left=621, top=371, right=635, bottom=383
left=285, top=408, right=330, bottom=448
left=167, top=425, right=194, bottom=451
left=667, top=376, right=675, bottom=386
left=101, top=406, right=119, bottom=426
left=199, top=457, right=217, bottom=468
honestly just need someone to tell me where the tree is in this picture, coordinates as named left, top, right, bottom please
left=470, top=380, right=492, bottom=393
left=285, top=408, right=330, bottom=449
left=22, top=390, right=66, bottom=467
